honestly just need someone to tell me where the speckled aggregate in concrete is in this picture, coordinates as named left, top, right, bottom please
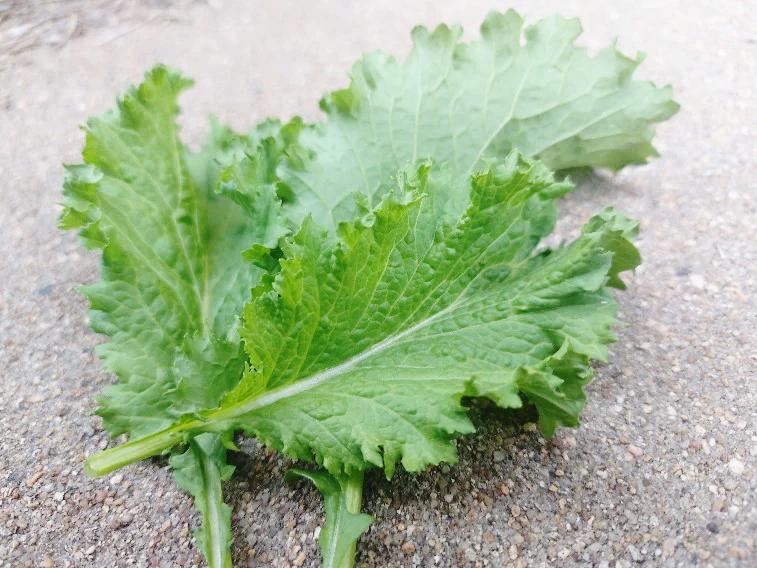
left=0, top=1, right=754, bottom=567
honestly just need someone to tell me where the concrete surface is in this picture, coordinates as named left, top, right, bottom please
left=0, top=1, right=754, bottom=566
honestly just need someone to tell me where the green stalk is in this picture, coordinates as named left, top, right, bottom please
left=86, top=366, right=366, bottom=477
left=170, top=433, right=235, bottom=568
left=191, top=439, right=233, bottom=568
left=337, top=471, right=365, bottom=568
left=85, top=373, right=320, bottom=477
left=286, top=468, right=372, bottom=568
left=85, top=419, right=201, bottom=477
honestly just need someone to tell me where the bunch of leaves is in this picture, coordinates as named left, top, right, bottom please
left=62, top=10, right=677, bottom=568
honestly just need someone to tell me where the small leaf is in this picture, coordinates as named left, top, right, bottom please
left=62, top=66, right=288, bottom=567
left=60, top=66, right=282, bottom=437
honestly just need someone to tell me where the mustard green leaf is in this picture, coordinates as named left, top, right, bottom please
left=60, top=65, right=282, bottom=437
left=277, top=10, right=678, bottom=230
left=61, top=66, right=285, bottom=567
left=91, top=153, right=640, bottom=482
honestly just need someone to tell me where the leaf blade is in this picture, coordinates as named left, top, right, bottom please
left=60, top=65, right=288, bottom=436
left=176, top=154, right=639, bottom=478
left=62, top=66, right=287, bottom=567
left=278, top=9, right=678, bottom=230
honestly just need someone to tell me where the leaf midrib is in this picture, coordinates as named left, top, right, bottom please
left=211, top=299, right=462, bottom=423
left=100, top=108, right=211, bottom=336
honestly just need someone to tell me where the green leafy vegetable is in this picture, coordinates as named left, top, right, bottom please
left=60, top=66, right=286, bottom=567
left=64, top=9, right=676, bottom=568
left=84, top=154, right=640, bottom=564
left=229, top=156, right=625, bottom=471
left=272, top=9, right=678, bottom=230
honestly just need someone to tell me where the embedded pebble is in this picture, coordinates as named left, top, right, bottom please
left=627, top=445, right=644, bottom=458
left=400, top=541, right=416, bottom=554
left=728, top=458, right=745, bottom=475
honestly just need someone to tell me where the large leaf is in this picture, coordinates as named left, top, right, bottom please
left=277, top=9, right=678, bottom=230
left=87, top=153, right=640, bottom=480
left=226, top=154, right=637, bottom=477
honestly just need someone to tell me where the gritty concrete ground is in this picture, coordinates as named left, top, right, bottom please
left=0, top=1, right=755, bottom=566
left=0, top=0, right=198, bottom=69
